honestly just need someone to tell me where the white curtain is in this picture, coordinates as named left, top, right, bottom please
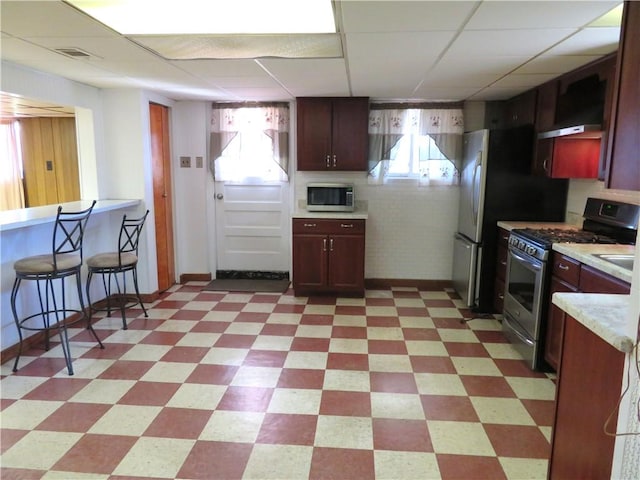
left=368, top=106, right=464, bottom=186
left=210, top=104, right=289, bottom=183
left=0, top=120, right=25, bottom=211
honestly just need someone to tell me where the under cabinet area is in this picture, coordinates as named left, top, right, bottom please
left=296, top=97, right=369, bottom=171
left=544, top=252, right=630, bottom=372
left=292, top=218, right=365, bottom=296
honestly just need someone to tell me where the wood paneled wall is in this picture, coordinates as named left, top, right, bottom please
left=19, top=117, right=80, bottom=207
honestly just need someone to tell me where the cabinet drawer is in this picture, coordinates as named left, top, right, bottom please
left=579, top=264, right=631, bottom=294
left=292, top=218, right=365, bottom=235
left=552, top=254, right=580, bottom=286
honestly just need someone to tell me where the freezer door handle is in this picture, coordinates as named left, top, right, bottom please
left=454, top=233, right=472, bottom=246
left=471, top=151, right=483, bottom=226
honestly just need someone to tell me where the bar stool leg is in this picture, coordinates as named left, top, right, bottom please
left=10, top=278, right=24, bottom=373
left=77, top=271, right=104, bottom=348
left=132, top=268, right=148, bottom=318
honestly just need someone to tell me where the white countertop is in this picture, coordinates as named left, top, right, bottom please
left=552, top=292, right=635, bottom=353
left=0, top=199, right=141, bottom=232
left=553, top=243, right=634, bottom=284
left=292, top=209, right=369, bottom=220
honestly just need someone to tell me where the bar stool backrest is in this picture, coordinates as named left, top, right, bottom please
left=52, top=200, right=96, bottom=271
left=118, top=210, right=150, bottom=267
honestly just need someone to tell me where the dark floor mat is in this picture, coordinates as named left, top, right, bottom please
left=202, top=278, right=290, bottom=293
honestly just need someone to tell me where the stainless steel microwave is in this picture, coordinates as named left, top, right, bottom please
left=306, top=183, right=355, bottom=212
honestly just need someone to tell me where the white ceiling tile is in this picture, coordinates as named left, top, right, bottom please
left=340, top=1, right=478, bottom=32
left=465, top=1, right=621, bottom=29
left=543, top=27, right=620, bottom=55
left=259, top=59, right=350, bottom=97
left=490, top=73, right=559, bottom=89
left=446, top=29, right=578, bottom=57
left=514, top=55, right=604, bottom=74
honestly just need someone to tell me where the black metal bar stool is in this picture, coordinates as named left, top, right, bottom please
left=11, top=200, right=104, bottom=375
left=85, top=210, right=150, bottom=330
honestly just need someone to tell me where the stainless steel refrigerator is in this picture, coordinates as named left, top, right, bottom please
left=452, top=127, right=568, bottom=312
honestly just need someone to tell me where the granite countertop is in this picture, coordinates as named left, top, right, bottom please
left=552, top=293, right=635, bottom=353
left=292, top=209, right=369, bottom=220
left=553, top=243, right=634, bottom=284
left=497, top=221, right=576, bottom=231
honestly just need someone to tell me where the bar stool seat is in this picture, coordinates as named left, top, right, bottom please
left=11, top=201, right=104, bottom=376
left=86, top=210, right=149, bottom=329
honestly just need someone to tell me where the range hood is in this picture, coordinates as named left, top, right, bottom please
left=537, top=124, right=603, bottom=140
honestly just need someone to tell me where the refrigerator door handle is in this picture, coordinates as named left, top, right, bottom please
left=471, top=151, right=483, bottom=225
left=454, top=233, right=471, bottom=246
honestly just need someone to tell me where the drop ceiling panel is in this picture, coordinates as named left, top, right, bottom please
left=543, top=27, right=620, bottom=55
left=410, top=86, right=485, bottom=102
left=490, top=73, right=558, bottom=89
left=433, top=55, right=532, bottom=77
left=340, top=1, right=478, bottom=32
left=465, top=1, right=620, bottom=29
left=27, top=36, right=165, bottom=62
left=0, top=1, right=113, bottom=37
left=446, top=29, right=577, bottom=57
left=514, top=54, right=604, bottom=75
left=346, top=31, right=456, bottom=94
left=259, top=58, right=350, bottom=97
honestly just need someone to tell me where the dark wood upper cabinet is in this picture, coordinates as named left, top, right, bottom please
left=605, top=0, right=640, bottom=191
left=504, top=90, right=536, bottom=128
left=534, top=80, right=559, bottom=132
left=296, top=97, right=369, bottom=171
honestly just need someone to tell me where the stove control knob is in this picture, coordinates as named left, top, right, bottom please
left=525, top=245, right=537, bottom=257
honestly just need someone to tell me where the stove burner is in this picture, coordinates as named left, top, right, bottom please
left=515, top=228, right=618, bottom=246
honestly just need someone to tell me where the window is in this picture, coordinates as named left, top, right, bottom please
left=210, top=104, right=289, bottom=183
left=368, top=107, right=463, bottom=186
left=387, top=134, right=457, bottom=183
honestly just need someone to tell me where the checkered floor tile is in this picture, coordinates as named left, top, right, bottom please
left=1, top=283, right=556, bottom=479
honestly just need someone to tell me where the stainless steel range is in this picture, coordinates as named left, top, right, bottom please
left=503, top=197, right=639, bottom=370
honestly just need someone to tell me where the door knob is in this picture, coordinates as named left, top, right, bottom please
left=216, top=193, right=224, bottom=200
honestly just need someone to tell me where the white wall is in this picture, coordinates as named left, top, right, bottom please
left=171, top=101, right=212, bottom=277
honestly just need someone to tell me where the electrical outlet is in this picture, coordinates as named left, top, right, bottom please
left=180, top=156, right=191, bottom=168
left=195, top=156, right=203, bottom=168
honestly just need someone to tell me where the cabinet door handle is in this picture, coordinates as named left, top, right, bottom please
left=558, top=263, right=569, bottom=270
left=326, top=155, right=330, bottom=168
left=329, top=238, right=334, bottom=251
left=323, top=238, right=327, bottom=251
left=500, top=260, right=507, bottom=266
left=498, top=293, right=504, bottom=299
left=303, top=223, right=317, bottom=228
left=340, top=223, right=354, bottom=228
left=332, top=155, right=337, bottom=167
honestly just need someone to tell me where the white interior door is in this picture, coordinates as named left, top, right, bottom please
left=214, top=181, right=289, bottom=272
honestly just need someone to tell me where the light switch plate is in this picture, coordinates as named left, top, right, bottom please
left=196, top=156, right=203, bottom=168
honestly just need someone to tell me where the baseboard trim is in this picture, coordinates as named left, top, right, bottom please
left=365, top=278, right=453, bottom=290
left=179, top=273, right=212, bottom=283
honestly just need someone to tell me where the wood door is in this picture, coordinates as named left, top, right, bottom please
left=292, top=233, right=327, bottom=291
left=328, top=234, right=365, bottom=292
left=331, top=97, right=369, bottom=171
left=296, top=97, right=332, bottom=170
left=19, top=117, right=80, bottom=207
left=606, top=0, right=640, bottom=191
left=149, top=103, right=175, bottom=292
left=549, top=316, right=624, bottom=479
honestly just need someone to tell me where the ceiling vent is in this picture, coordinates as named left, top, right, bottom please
left=54, top=47, right=93, bottom=59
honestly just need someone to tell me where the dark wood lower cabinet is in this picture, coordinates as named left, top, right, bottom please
left=292, top=218, right=365, bottom=296
left=549, top=315, right=625, bottom=479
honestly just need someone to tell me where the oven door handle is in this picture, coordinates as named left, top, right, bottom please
left=508, top=248, right=542, bottom=271
left=503, top=315, right=535, bottom=347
